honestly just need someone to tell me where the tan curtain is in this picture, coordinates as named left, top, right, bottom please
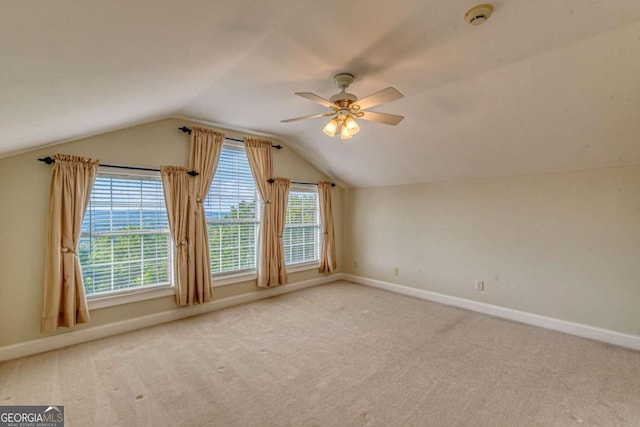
left=272, top=178, right=291, bottom=285
left=244, top=138, right=276, bottom=287
left=318, top=181, right=337, bottom=273
left=41, top=154, right=99, bottom=333
left=160, top=166, right=193, bottom=306
left=189, top=127, right=224, bottom=305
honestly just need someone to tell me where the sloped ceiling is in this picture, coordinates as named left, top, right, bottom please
left=2, top=0, right=640, bottom=187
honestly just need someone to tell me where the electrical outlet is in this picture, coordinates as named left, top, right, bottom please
left=393, top=267, right=399, bottom=276
left=475, top=280, right=484, bottom=291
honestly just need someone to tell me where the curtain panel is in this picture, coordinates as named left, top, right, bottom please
left=160, top=166, right=193, bottom=306
left=188, top=127, right=224, bottom=305
left=318, top=181, right=337, bottom=273
left=272, top=178, right=291, bottom=285
left=41, top=154, right=99, bottom=333
left=243, top=138, right=279, bottom=287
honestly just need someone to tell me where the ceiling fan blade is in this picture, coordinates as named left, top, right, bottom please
left=281, top=112, right=335, bottom=123
left=358, top=111, right=405, bottom=126
left=295, top=92, right=336, bottom=109
left=354, top=87, right=403, bottom=111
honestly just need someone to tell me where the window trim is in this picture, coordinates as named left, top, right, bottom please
left=289, top=183, right=318, bottom=193
left=287, top=260, right=320, bottom=273
left=283, top=183, right=321, bottom=267
left=87, top=283, right=174, bottom=309
left=205, top=141, right=260, bottom=276
left=87, top=269, right=261, bottom=308
left=212, top=270, right=257, bottom=288
left=81, top=171, right=174, bottom=301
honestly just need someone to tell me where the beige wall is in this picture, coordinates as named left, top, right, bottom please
left=3, top=115, right=637, bottom=347
left=0, top=118, right=343, bottom=347
left=344, top=165, right=640, bottom=336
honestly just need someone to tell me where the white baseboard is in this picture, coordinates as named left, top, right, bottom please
left=343, top=274, right=640, bottom=352
left=0, top=273, right=343, bottom=362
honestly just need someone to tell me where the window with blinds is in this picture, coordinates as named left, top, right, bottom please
left=283, top=186, right=320, bottom=265
left=79, top=174, right=171, bottom=296
left=204, top=142, right=259, bottom=275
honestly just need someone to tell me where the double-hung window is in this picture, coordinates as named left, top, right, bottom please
left=283, top=185, right=321, bottom=266
left=78, top=141, right=309, bottom=300
left=79, top=173, right=172, bottom=297
left=204, top=142, right=260, bottom=276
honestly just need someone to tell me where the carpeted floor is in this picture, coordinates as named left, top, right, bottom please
left=2, top=281, right=640, bottom=426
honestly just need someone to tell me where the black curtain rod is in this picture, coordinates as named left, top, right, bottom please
left=267, top=178, right=335, bottom=187
left=38, top=157, right=199, bottom=176
left=179, top=126, right=283, bottom=150
left=39, top=157, right=333, bottom=186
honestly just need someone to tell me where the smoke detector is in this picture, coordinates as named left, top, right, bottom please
left=465, top=4, right=494, bottom=25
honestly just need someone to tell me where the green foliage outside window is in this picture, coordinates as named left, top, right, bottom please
left=284, top=192, right=320, bottom=265
left=79, top=229, right=170, bottom=295
left=207, top=200, right=258, bottom=274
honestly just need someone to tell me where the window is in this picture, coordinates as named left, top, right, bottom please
left=204, top=142, right=260, bottom=275
left=283, top=186, right=321, bottom=266
left=79, top=174, right=171, bottom=296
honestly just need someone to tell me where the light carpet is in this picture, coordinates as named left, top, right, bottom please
left=2, top=281, right=640, bottom=426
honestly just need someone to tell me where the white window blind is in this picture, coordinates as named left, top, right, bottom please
left=204, top=143, right=259, bottom=275
left=283, top=187, right=320, bottom=265
left=79, top=174, right=171, bottom=296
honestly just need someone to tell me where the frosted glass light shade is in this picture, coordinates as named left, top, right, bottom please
left=341, top=125, right=353, bottom=140
left=344, top=116, right=360, bottom=135
left=323, top=118, right=338, bottom=137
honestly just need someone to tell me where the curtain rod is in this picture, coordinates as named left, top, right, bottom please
left=39, top=158, right=334, bottom=186
left=267, top=178, right=335, bottom=187
left=178, top=127, right=283, bottom=150
left=37, top=157, right=199, bottom=176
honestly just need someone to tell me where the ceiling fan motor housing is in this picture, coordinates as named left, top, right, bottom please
left=330, top=73, right=358, bottom=105
left=333, top=73, right=355, bottom=90
left=330, top=92, right=357, bottom=104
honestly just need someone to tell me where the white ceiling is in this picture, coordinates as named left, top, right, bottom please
left=2, top=0, right=640, bottom=187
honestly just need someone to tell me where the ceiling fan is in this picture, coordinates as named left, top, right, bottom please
left=281, top=73, right=404, bottom=140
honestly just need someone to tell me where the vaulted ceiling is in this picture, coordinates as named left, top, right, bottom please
left=2, top=0, right=640, bottom=187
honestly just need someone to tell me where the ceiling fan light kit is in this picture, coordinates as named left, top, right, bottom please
left=282, top=73, right=404, bottom=140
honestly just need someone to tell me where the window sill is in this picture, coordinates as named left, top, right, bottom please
left=286, top=261, right=320, bottom=273
left=87, top=285, right=175, bottom=310
left=86, top=263, right=319, bottom=309
left=211, top=263, right=319, bottom=287
left=87, top=270, right=258, bottom=309
left=212, top=271, right=257, bottom=288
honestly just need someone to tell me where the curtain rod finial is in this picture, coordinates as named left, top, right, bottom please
left=178, top=126, right=192, bottom=135
left=38, top=157, right=55, bottom=165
